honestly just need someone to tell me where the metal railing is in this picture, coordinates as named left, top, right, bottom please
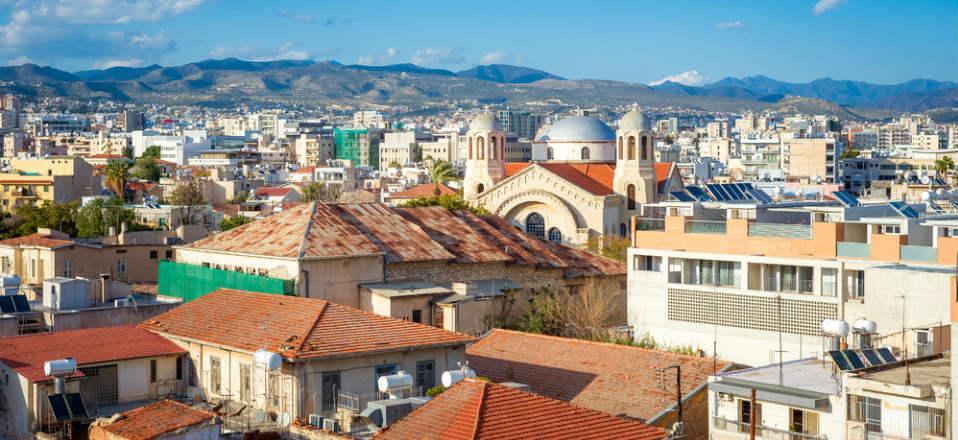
left=685, top=220, right=727, bottom=234
left=837, top=242, right=871, bottom=258
left=635, top=218, right=666, bottom=231
left=900, top=245, right=937, bottom=263
left=712, top=416, right=826, bottom=440
left=749, top=223, right=812, bottom=240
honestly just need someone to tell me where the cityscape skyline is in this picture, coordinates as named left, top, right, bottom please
left=0, top=0, right=955, bottom=85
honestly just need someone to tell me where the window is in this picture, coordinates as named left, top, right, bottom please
left=739, top=399, right=762, bottom=433
left=116, top=259, right=127, bottom=278
left=617, top=137, right=623, bottom=159
left=476, top=183, right=485, bottom=194
left=149, top=250, right=158, bottom=260
left=62, top=260, right=73, bottom=278
left=641, top=136, right=649, bottom=160
left=0, top=257, right=9, bottom=273
left=150, top=359, right=157, bottom=383
left=633, top=255, right=661, bottom=272
left=239, top=363, right=251, bottom=402
left=29, top=259, right=35, bottom=278
left=790, top=408, right=819, bottom=436
left=490, top=136, right=498, bottom=160
left=847, top=270, right=865, bottom=299
left=548, top=227, right=562, bottom=243
left=880, top=224, right=901, bottom=234
left=175, top=357, right=183, bottom=381
left=915, top=329, right=931, bottom=356
left=849, top=394, right=881, bottom=433
left=627, top=137, right=636, bottom=160
left=581, top=147, right=590, bottom=160
left=668, top=258, right=683, bottom=283
left=477, top=137, right=484, bottom=159
left=910, top=405, right=946, bottom=438
left=165, top=250, right=173, bottom=259
left=210, top=356, right=222, bottom=394
left=546, top=147, right=554, bottom=160
left=627, top=184, right=636, bottom=210
left=416, top=360, right=435, bottom=391
left=526, top=213, right=545, bottom=239
left=821, top=268, right=837, bottom=296
left=322, top=372, right=341, bottom=413
left=411, top=309, right=422, bottom=323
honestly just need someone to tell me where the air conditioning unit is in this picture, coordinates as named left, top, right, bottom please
left=114, top=298, right=130, bottom=307
left=307, top=414, right=323, bottom=427
left=846, top=421, right=867, bottom=440
left=322, top=418, right=339, bottom=432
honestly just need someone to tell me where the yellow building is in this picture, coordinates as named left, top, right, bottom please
left=0, top=157, right=101, bottom=211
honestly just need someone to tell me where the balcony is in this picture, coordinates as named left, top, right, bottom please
left=900, top=245, right=936, bottom=263
left=712, top=416, right=825, bottom=440
left=634, top=218, right=665, bottom=231
left=685, top=220, right=727, bottom=234
left=749, top=223, right=812, bottom=240
left=837, top=242, right=871, bottom=258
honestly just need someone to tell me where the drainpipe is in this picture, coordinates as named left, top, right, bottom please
left=301, top=270, right=309, bottom=298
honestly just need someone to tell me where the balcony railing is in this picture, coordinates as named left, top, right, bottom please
left=685, top=220, right=727, bottom=234
left=749, top=223, right=812, bottom=240
left=712, top=416, right=826, bottom=440
left=635, top=218, right=666, bottom=231
left=837, top=242, right=871, bottom=258
left=900, top=245, right=937, bottom=263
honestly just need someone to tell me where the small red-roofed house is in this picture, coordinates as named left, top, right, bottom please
left=139, top=288, right=477, bottom=421
left=375, top=379, right=666, bottom=440
left=0, top=326, right=187, bottom=438
left=89, top=400, right=219, bottom=440
left=384, top=183, right=458, bottom=206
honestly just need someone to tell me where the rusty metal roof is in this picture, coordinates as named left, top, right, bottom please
left=395, top=207, right=512, bottom=264
left=332, top=203, right=455, bottom=263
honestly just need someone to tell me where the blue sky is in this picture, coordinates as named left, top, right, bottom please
left=0, top=0, right=954, bottom=85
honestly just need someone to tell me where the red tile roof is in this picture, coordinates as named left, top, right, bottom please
left=184, top=202, right=624, bottom=276
left=0, top=326, right=186, bottom=382
left=291, top=166, right=316, bottom=174
left=503, top=163, right=531, bottom=177
left=655, top=162, right=673, bottom=190
left=91, top=400, right=216, bottom=440
left=376, top=380, right=665, bottom=440
left=255, top=186, right=293, bottom=198
left=139, top=289, right=475, bottom=360
left=0, top=232, right=75, bottom=249
left=466, top=330, right=730, bottom=422
left=503, top=162, right=676, bottom=197
left=388, top=183, right=457, bottom=199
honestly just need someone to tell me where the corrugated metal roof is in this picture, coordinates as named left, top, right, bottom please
left=333, top=203, right=454, bottom=263
left=395, top=207, right=512, bottom=264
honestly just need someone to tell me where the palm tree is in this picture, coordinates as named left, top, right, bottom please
left=934, top=157, right=954, bottom=182
left=104, top=160, right=130, bottom=199
left=426, top=159, right=456, bottom=197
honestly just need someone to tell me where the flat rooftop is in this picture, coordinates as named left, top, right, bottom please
left=857, top=356, right=950, bottom=387
left=720, top=358, right=840, bottom=395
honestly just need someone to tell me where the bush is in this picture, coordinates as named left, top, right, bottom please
left=425, top=385, right=446, bottom=397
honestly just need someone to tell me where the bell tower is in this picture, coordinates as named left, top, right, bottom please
left=463, top=113, right=506, bottom=200
left=613, top=110, right=656, bottom=212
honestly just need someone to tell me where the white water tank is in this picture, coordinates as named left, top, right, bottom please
left=378, top=371, right=414, bottom=394
left=253, top=349, right=282, bottom=370
left=852, top=319, right=878, bottom=334
left=441, top=367, right=476, bottom=388
left=821, top=319, right=850, bottom=337
left=44, top=358, right=77, bottom=377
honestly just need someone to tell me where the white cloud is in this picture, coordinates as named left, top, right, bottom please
left=51, top=0, right=206, bottom=24
left=479, top=51, right=509, bottom=64
left=209, top=42, right=310, bottom=62
left=649, top=70, right=709, bottom=86
left=716, top=20, right=745, bottom=30
left=93, top=58, right=143, bottom=69
left=411, top=48, right=464, bottom=67
left=278, top=9, right=315, bottom=24
left=813, top=0, right=846, bottom=15
left=6, top=56, right=33, bottom=66
left=357, top=48, right=397, bottom=65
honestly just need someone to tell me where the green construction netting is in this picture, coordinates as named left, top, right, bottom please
left=158, top=260, right=295, bottom=302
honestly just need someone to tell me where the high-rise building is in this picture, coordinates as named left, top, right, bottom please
left=0, top=94, right=20, bottom=130
left=115, top=110, right=145, bottom=132
left=496, top=110, right=542, bottom=140
left=334, top=128, right=382, bottom=169
left=352, top=110, right=386, bottom=129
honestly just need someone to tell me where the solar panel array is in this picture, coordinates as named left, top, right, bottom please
left=673, top=183, right=774, bottom=204
left=928, top=203, right=945, bottom=213
left=685, top=186, right=712, bottom=202
left=905, top=176, right=947, bottom=186
left=0, top=295, right=30, bottom=314
left=889, top=201, right=921, bottom=219
left=747, top=188, right=775, bottom=204
left=47, top=393, right=88, bottom=422
left=670, top=191, right=695, bottom=202
left=831, top=191, right=861, bottom=208
left=827, top=347, right=897, bottom=371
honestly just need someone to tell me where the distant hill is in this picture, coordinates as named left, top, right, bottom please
left=0, top=58, right=949, bottom=116
left=456, top=64, right=562, bottom=84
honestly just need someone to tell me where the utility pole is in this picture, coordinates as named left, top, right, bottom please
left=661, top=365, right=683, bottom=438
left=749, top=388, right=757, bottom=440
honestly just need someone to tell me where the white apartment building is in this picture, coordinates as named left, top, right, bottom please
left=629, top=197, right=956, bottom=367
left=379, top=131, right=420, bottom=168
left=353, top=110, right=386, bottom=129
left=131, top=130, right=210, bottom=165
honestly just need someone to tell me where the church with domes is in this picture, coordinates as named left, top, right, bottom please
left=463, top=110, right=685, bottom=246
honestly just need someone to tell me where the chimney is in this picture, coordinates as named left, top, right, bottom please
left=99, top=274, right=110, bottom=304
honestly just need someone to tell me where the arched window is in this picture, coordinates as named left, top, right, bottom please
left=617, top=137, right=623, bottom=159
left=477, top=137, right=485, bottom=159
left=627, top=136, right=636, bottom=160
left=546, top=147, right=554, bottom=160
left=477, top=183, right=485, bottom=194
left=548, top=227, right=562, bottom=243
left=526, top=213, right=545, bottom=239
left=468, top=137, right=473, bottom=160
left=627, top=184, right=636, bottom=210
left=641, top=136, right=649, bottom=160
left=619, top=223, right=627, bottom=237
left=581, top=147, right=590, bottom=160
left=490, top=136, right=498, bottom=160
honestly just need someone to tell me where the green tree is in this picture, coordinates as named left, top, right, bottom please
left=934, top=157, right=954, bottom=180
left=167, top=177, right=207, bottom=226
left=301, top=182, right=342, bottom=203
left=132, top=157, right=161, bottom=181
left=426, top=159, right=456, bottom=197
left=9, top=202, right=79, bottom=237
left=219, top=215, right=252, bottom=231
left=76, top=198, right=137, bottom=238
left=140, top=145, right=161, bottom=159
left=840, top=149, right=861, bottom=160
left=230, top=191, right=250, bottom=204
left=104, top=160, right=131, bottom=199
left=400, top=194, right=488, bottom=216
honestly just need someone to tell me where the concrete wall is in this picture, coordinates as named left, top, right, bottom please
left=42, top=302, right=180, bottom=332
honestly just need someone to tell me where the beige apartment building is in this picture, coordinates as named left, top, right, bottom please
left=782, top=137, right=839, bottom=183
left=0, top=157, right=101, bottom=212
left=294, top=134, right=335, bottom=166
left=379, top=131, right=420, bottom=168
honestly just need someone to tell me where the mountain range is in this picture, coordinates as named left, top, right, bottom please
left=0, top=58, right=954, bottom=117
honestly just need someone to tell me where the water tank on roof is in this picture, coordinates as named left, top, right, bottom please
left=441, top=367, right=476, bottom=388
left=378, top=371, right=414, bottom=394
left=253, top=349, right=282, bottom=370
left=852, top=319, right=878, bottom=334
left=821, top=319, right=850, bottom=337
left=44, top=358, right=76, bottom=377
left=1, top=275, right=20, bottom=296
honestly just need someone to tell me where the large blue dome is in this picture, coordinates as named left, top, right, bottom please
left=537, top=116, right=615, bottom=142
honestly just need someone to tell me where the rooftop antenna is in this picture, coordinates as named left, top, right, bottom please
left=775, top=295, right=786, bottom=385
left=898, top=293, right=911, bottom=385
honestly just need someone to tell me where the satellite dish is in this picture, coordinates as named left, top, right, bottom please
left=920, top=191, right=931, bottom=201
left=921, top=176, right=931, bottom=185
left=277, top=412, right=291, bottom=428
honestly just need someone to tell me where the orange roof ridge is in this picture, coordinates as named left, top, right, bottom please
left=477, top=328, right=716, bottom=361
left=468, top=381, right=488, bottom=440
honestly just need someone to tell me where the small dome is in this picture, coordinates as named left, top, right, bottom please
left=539, top=116, right=615, bottom=142
left=534, top=123, right=552, bottom=141
left=469, top=113, right=502, bottom=132
left=619, top=110, right=651, bottom=131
